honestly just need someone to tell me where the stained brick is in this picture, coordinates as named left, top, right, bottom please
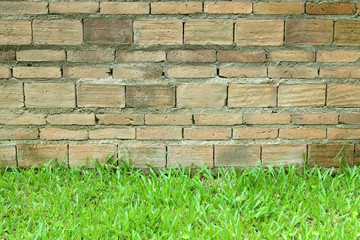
left=0, top=83, right=23, bottom=109
left=113, top=65, right=163, bottom=79
left=100, top=2, right=148, bottom=14
left=0, top=2, right=47, bottom=14
left=168, top=145, right=213, bottom=168
left=0, top=113, right=46, bottom=125
left=96, top=114, right=144, bottom=125
left=205, top=2, right=252, bottom=14
left=50, top=2, right=99, bottom=14
left=89, top=128, right=135, bottom=140
left=17, top=50, right=66, bottom=62
left=167, top=50, right=216, bottom=62
left=268, top=65, right=318, bottom=79
left=0, top=50, right=15, bottom=62
left=268, top=50, right=315, bottom=62
left=0, top=146, right=16, bottom=167
left=306, top=2, right=356, bottom=15
left=194, top=114, right=242, bottom=126
left=0, top=128, right=38, bottom=140
left=279, top=128, right=326, bottom=139
left=219, top=65, right=267, bottom=78
left=152, top=2, right=201, bottom=14
left=40, top=128, right=88, bottom=140
left=145, top=114, right=192, bottom=125
left=340, top=114, right=360, bottom=125
left=47, top=114, right=95, bottom=126
left=328, top=128, right=360, bottom=140
left=126, top=85, right=175, bottom=108
left=308, top=144, right=354, bottom=167
left=335, top=21, right=360, bottom=46
left=262, top=145, right=306, bottom=167
left=69, top=145, right=116, bottom=168
left=0, top=20, right=31, bottom=45
left=13, top=67, right=61, bottom=79
left=228, top=84, right=277, bottom=108
left=317, top=50, right=360, bottom=62
left=67, top=50, right=114, bottom=63
left=233, top=128, right=278, bottom=139
left=17, top=145, right=68, bottom=167
left=136, top=128, right=182, bottom=140
left=292, top=113, right=338, bottom=125
left=0, top=67, right=11, bottom=79
left=184, top=128, right=231, bottom=140
left=77, top=84, right=125, bottom=108
left=167, top=66, right=216, bottom=78
left=215, top=145, right=260, bottom=167
left=320, top=66, right=360, bottom=79
left=254, top=2, right=304, bottom=14
left=118, top=145, right=166, bottom=168
left=64, top=66, right=110, bottom=79
left=286, top=20, right=333, bottom=45
left=327, top=83, right=360, bottom=107
left=116, top=51, right=165, bottom=62
left=217, top=50, right=266, bottom=62
left=278, top=84, right=326, bottom=107
left=244, top=113, right=291, bottom=125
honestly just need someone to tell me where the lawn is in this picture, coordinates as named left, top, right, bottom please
left=1, top=162, right=360, bottom=239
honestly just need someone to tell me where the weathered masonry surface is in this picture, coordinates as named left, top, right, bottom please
left=0, top=1, right=360, bottom=169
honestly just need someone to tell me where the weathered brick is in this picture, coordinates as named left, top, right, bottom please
left=113, top=65, right=163, bottom=79
left=262, top=145, right=306, bottom=167
left=118, top=144, right=166, bottom=168
left=17, top=145, right=68, bottom=167
left=0, top=146, right=16, bottom=167
left=327, top=84, right=360, bottom=107
left=194, top=114, right=242, bottom=126
left=89, top=128, right=135, bottom=140
left=40, top=128, right=88, bottom=140
left=235, top=20, right=284, bottom=46
left=335, top=21, right=360, bottom=45
left=167, top=66, right=216, bottom=78
left=116, top=51, right=165, bottom=62
left=185, top=20, right=233, bottom=45
left=136, top=128, right=182, bottom=140
left=254, top=2, right=304, bottom=14
left=25, top=83, right=75, bottom=108
left=69, top=145, right=116, bottom=168
left=0, top=2, right=47, bottom=14
left=279, top=128, right=326, bottom=139
left=168, top=145, right=213, bottom=168
left=356, top=144, right=360, bottom=166
left=244, top=113, right=291, bottom=125
left=340, top=114, right=360, bottom=125
left=0, top=128, right=38, bottom=140
left=0, top=20, right=31, bottom=45
left=268, top=65, right=318, bottom=79
left=177, top=84, right=227, bottom=108
left=50, top=2, right=99, bottom=14
left=320, top=66, right=360, bottom=79
left=0, top=113, right=46, bottom=125
left=67, top=50, right=114, bottom=63
left=0, top=67, right=11, bottom=78
left=0, top=50, right=15, bottom=62
left=0, top=83, right=23, bottom=108
left=126, top=85, right=175, bottom=108
left=134, top=20, right=182, bottom=45
left=268, top=50, right=315, bottom=62
left=100, top=2, right=148, bottom=14
left=205, top=1, right=251, bottom=14
left=47, top=114, right=95, bottom=126
left=219, top=65, right=267, bottom=78
left=278, top=84, right=326, bottom=107
left=84, top=19, right=132, bottom=44
left=33, top=20, right=83, bottom=45
left=215, top=145, right=260, bottom=167
left=145, top=114, right=192, bottom=125
left=228, top=84, right=277, bottom=108
left=152, top=2, right=201, bottom=14
left=17, top=50, right=66, bottom=62
left=184, top=128, right=231, bottom=140
left=96, top=114, right=144, bottom=125
left=167, top=50, right=216, bottom=63
left=13, top=67, right=61, bottom=79
left=77, top=84, right=125, bottom=108
left=233, top=128, right=278, bottom=139
left=286, top=20, right=333, bottom=45
left=292, top=113, right=338, bottom=125
left=308, top=144, right=354, bottom=167
left=306, top=2, right=356, bottom=15
left=317, top=50, right=360, bottom=62
left=328, top=128, right=360, bottom=140
left=64, top=66, right=110, bottom=79
left=217, top=50, right=266, bottom=62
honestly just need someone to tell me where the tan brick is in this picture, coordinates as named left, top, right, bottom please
left=177, top=84, right=227, bottom=108
left=317, top=50, right=360, bottom=62
left=320, top=66, right=360, bottom=79
left=64, top=66, right=110, bottom=79
left=340, top=114, right=360, bottom=125
left=236, top=20, right=284, bottom=46
left=100, top=2, right=148, bottom=14
left=0, top=146, right=16, bottom=168
left=0, top=128, right=38, bottom=140
left=17, top=50, right=66, bottom=62
left=0, top=50, right=15, bottom=62
left=254, top=2, right=304, bottom=14
left=33, top=20, right=83, bottom=45
left=167, top=66, right=216, bottom=78
left=244, top=113, right=291, bottom=125
left=167, top=50, right=216, bottom=63
left=215, top=145, right=260, bottom=167
left=327, top=84, right=360, bottom=107
left=13, top=67, right=61, bottom=79
left=184, top=128, right=231, bottom=140
left=168, top=145, right=213, bottom=168
left=89, top=128, right=135, bottom=140
left=40, top=128, right=88, bottom=141
left=217, top=50, right=265, bottom=63
left=84, top=19, right=132, bottom=45
left=152, top=2, right=201, bottom=14
left=268, top=50, right=315, bottom=62
left=134, top=20, right=182, bottom=45
left=145, top=114, right=192, bottom=125
left=50, top=2, right=99, bottom=14
left=233, top=128, right=278, bottom=139
left=228, top=84, right=277, bottom=108
left=292, top=113, right=338, bottom=125
left=126, top=85, right=175, bottom=108
left=0, top=20, right=31, bottom=45
left=96, top=114, right=144, bottom=125
left=219, top=65, right=267, bottom=78
left=0, top=113, right=46, bottom=125
left=113, top=65, right=163, bottom=79
left=77, top=84, right=125, bottom=108
left=17, top=145, right=68, bottom=167
left=269, top=65, right=318, bottom=79
left=67, top=50, right=114, bottom=63
left=116, top=51, right=165, bottom=62
left=278, top=84, right=326, bottom=107
left=279, top=128, right=326, bottom=139
left=205, top=1, right=251, bottom=14
left=286, top=20, right=333, bottom=45
left=0, top=2, right=47, bottom=14
left=0, top=83, right=23, bottom=108
left=308, top=144, right=354, bottom=167
left=306, top=2, right=356, bottom=15
left=262, top=145, right=306, bottom=167
left=328, top=128, right=360, bottom=140
left=118, top=144, right=166, bottom=168
left=69, top=145, right=116, bottom=168
left=136, top=128, right=182, bottom=140
left=25, top=83, right=75, bottom=108
left=0, top=67, right=11, bottom=78
left=47, top=114, right=95, bottom=126
left=335, top=21, right=360, bottom=46
left=185, top=20, right=233, bottom=45
left=194, top=114, right=242, bottom=126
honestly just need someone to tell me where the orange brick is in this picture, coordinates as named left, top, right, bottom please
left=89, top=128, right=135, bottom=140
left=145, top=114, right=192, bottom=125
left=335, top=21, right=360, bottom=46
left=118, top=144, right=166, bottom=168
left=0, top=20, right=31, bottom=45
left=228, top=84, right=277, bottom=108
left=286, top=20, right=333, bottom=45
left=100, top=2, right=148, bottom=14
left=268, top=65, right=318, bottom=79
left=278, top=84, right=326, bottom=107
left=233, top=128, right=278, bottom=139
left=279, top=128, right=326, bottom=139
left=215, top=145, right=260, bottom=167
left=205, top=2, right=252, bottom=14
left=67, top=50, right=114, bottom=63
left=244, top=113, right=291, bottom=125
left=254, top=2, right=304, bottom=14
left=0, top=67, right=11, bottom=78
left=96, top=114, right=144, bottom=125
left=317, top=50, right=360, bottom=62
left=151, top=2, right=202, bottom=14
left=0, top=128, right=38, bottom=140
left=126, top=85, right=175, bottom=108
left=184, top=128, right=231, bottom=140
left=47, top=114, right=95, bottom=126
left=0, top=2, right=47, bottom=14
left=113, top=65, right=163, bottom=79
left=40, top=128, right=88, bottom=140
left=0, top=113, right=46, bottom=125
left=219, top=65, right=267, bottom=78
left=136, top=128, right=182, bottom=140
left=0, top=83, right=23, bottom=108
left=17, top=145, right=68, bottom=167
left=320, top=66, right=360, bottom=79
left=292, top=113, right=338, bottom=125
left=69, top=145, right=116, bottom=168
left=328, top=128, right=360, bottom=140
left=217, top=50, right=266, bottom=62
left=167, top=50, right=216, bottom=62
left=235, top=20, right=284, bottom=46
left=268, top=50, right=315, bottom=62
left=64, top=66, right=110, bottom=79
left=340, top=114, right=360, bottom=125
left=0, top=50, right=15, bottom=62
left=168, top=145, right=213, bottom=168
left=327, top=84, right=360, bottom=107
left=194, top=114, right=242, bottom=126
left=306, top=2, right=356, bottom=15
left=262, top=145, right=306, bottom=167
left=167, top=65, right=216, bottom=78
left=308, top=144, right=354, bottom=167
left=17, top=50, right=66, bottom=62
left=77, top=84, right=125, bottom=108
left=13, top=67, right=61, bottom=79
left=50, top=2, right=99, bottom=14
left=116, top=51, right=165, bottom=62
left=0, top=146, right=16, bottom=167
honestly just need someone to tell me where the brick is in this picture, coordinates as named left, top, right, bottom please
left=89, top=128, right=135, bottom=140
left=0, top=113, right=46, bottom=125
left=134, top=20, right=182, bottom=45
left=0, top=2, right=47, bottom=14
left=25, top=83, right=75, bottom=108
left=235, top=20, right=284, bottom=46
left=268, top=50, right=315, bottom=62
left=228, top=84, right=277, bottom=108
left=77, top=84, right=125, bottom=108
left=356, top=145, right=360, bottom=166
left=279, top=128, right=326, bottom=139
left=116, top=51, right=165, bottom=62
left=184, top=128, right=231, bottom=140
left=167, top=66, right=216, bottom=78
left=145, top=114, right=192, bottom=125
left=64, top=66, right=110, bottom=79
left=306, top=3, right=356, bottom=15
left=0, top=146, right=16, bottom=167
left=50, top=2, right=99, bottom=14
left=328, top=128, right=360, bottom=140
left=244, top=113, right=291, bottom=125
left=0, top=128, right=38, bottom=140
left=215, top=145, right=260, bottom=167
left=96, top=114, right=144, bottom=125
left=278, top=84, right=326, bottom=107
left=217, top=50, right=266, bottom=62
left=194, top=114, right=242, bottom=126
left=317, top=50, right=360, bottom=62
left=233, top=128, right=278, bottom=139
left=167, top=50, right=216, bottom=63
left=168, top=145, right=213, bottom=168
left=254, top=2, right=304, bottom=14
left=292, top=113, right=338, bottom=125
left=268, top=65, right=318, bottom=79
left=262, top=145, right=306, bottom=167
left=0, top=50, right=15, bottom=62
left=17, top=145, right=68, bottom=167
left=0, top=67, right=11, bottom=78
left=185, top=20, right=233, bottom=45
left=67, top=50, right=114, bottom=63
left=327, top=84, right=360, bottom=107
left=40, top=128, right=88, bottom=141
left=113, top=65, right=163, bottom=79
left=33, top=20, right=83, bottom=45
left=205, top=1, right=251, bottom=14
left=0, top=20, right=31, bottom=45
left=118, top=145, right=166, bottom=168
left=101, top=2, right=148, bottom=14
left=335, top=21, right=360, bottom=45
left=340, top=114, right=360, bottom=125
left=136, top=128, right=182, bottom=140
left=219, top=65, right=267, bottom=78
left=308, top=144, right=354, bottom=167
left=69, top=145, right=116, bottom=168
left=320, top=66, right=360, bottom=79
left=84, top=19, right=132, bottom=44
left=152, top=2, right=201, bottom=14
left=47, top=114, right=95, bottom=126
left=13, top=67, right=61, bottom=79
left=286, top=20, right=333, bottom=45
left=17, top=50, right=65, bottom=62
left=177, top=84, right=227, bottom=108
left=126, top=85, right=175, bottom=108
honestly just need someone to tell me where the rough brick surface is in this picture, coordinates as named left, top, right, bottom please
left=0, top=67, right=11, bottom=79
left=50, top=2, right=99, bottom=14
left=17, top=50, right=66, bottom=62
left=0, top=113, right=46, bottom=125
left=126, top=85, right=175, bottom=108
left=0, top=20, right=31, bottom=45
left=0, top=146, right=16, bottom=167
left=194, top=114, right=242, bottom=126
left=40, top=128, right=88, bottom=140
left=244, top=114, right=291, bottom=125
left=228, top=84, right=277, bottom=108
left=286, top=20, right=333, bottom=45
left=69, top=145, right=116, bottom=168
left=145, top=114, right=192, bottom=126
left=268, top=65, right=318, bottom=79
left=89, top=128, right=135, bottom=140
left=167, top=66, right=216, bottom=78
left=205, top=2, right=252, bottom=14
left=152, top=2, right=201, bottom=14
left=292, top=113, right=338, bottom=125
left=117, top=51, right=165, bottom=62
left=306, top=3, right=356, bottom=15
left=168, top=50, right=216, bottom=63
left=278, top=84, right=326, bottom=107
left=233, top=128, right=278, bottom=139
left=168, top=145, right=213, bottom=168
left=47, top=114, right=95, bottom=126
left=320, top=66, right=360, bottom=79
left=0, top=84, right=24, bottom=108
left=327, top=84, right=360, bottom=107
left=0, top=50, right=15, bottom=62
left=0, top=2, right=47, bottom=14
left=217, top=51, right=266, bottom=62
left=335, top=21, right=360, bottom=46
left=184, top=128, right=231, bottom=140
left=340, top=114, right=360, bottom=125
left=13, top=67, right=61, bottom=79
left=119, top=145, right=166, bottom=168
left=77, top=84, right=125, bottom=108
left=0, top=128, right=38, bottom=140
left=100, top=2, right=148, bottom=14
left=64, top=66, right=110, bottom=79
left=96, top=114, right=144, bottom=125
left=254, top=2, right=304, bottom=14
left=262, top=145, right=306, bottom=167
left=113, top=65, right=162, bottom=79
left=327, top=128, right=360, bottom=140
left=268, top=50, right=315, bottom=62
left=279, top=128, right=326, bottom=139
left=308, top=144, right=354, bottom=167
left=17, top=145, right=68, bottom=167
left=317, top=50, right=360, bottom=62
left=219, top=66, right=267, bottom=78
left=136, top=128, right=182, bottom=140
left=67, top=50, right=114, bottom=63
left=215, top=145, right=260, bottom=167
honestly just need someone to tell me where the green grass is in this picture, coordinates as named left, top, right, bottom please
left=1, top=162, right=360, bottom=239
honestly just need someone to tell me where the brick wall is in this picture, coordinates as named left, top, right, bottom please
left=0, top=1, right=360, bottom=168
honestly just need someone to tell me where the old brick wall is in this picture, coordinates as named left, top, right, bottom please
left=0, top=1, right=359, bottom=168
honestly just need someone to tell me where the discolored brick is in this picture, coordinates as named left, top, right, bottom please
left=308, top=144, right=354, bottom=167
left=168, top=145, right=213, bottom=168
left=228, top=84, right=277, bottom=108
left=126, top=85, right=175, bottom=108
left=215, top=145, right=260, bottom=167
left=17, top=145, right=68, bottom=167
left=262, top=145, right=306, bottom=167
left=69, top=145, right=116, bottom=168
left=286, top=20, right=333, bottom=45
left=77, top=84, right=125, bottom=108
left=118, top=145, right=166, bottom=168
left=278, top=84, right=326, bottom=107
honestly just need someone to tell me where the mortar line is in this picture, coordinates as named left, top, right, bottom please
left=22, top=82, right=26, bottom=108
left=15, top=145, right=18, bottom=168
left=67, top=144, right=69, bottom=167
left=182, top=21, right=185, bottom=45
left=165, top=145, right=168, bottom=168
left=260, top=144, right=263, bottom=167
left=212, top=144, right=215, bottom=169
